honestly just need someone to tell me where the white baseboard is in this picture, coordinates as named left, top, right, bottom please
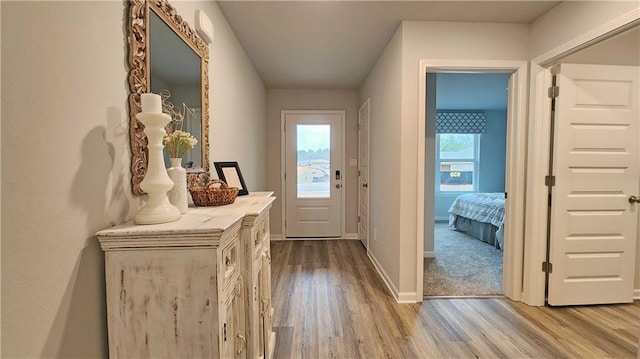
left=634, top=288, right=640, bottom=300
left=424, top=251, right=435, bottom=258
left=270, top=233, right=357, bottom=241
left=397, top=291, right=419, bottom=303
left=367, top=251, right=418, bottom=303
left=368, top=252, right=400, bottom=300
left=270, top=234, right=283, bottom=241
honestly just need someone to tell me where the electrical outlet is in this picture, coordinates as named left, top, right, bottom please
left=373, top=229, right=378, bottom=242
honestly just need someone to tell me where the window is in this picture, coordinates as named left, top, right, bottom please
left=296, top=124, right=330, bottom=198
left=436, top=133, right=479, bottom=192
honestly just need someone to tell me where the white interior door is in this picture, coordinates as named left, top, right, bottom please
left=548, top=63, right=639, bottom=305
left=358, top=99, right=370, bottom=248
left=284, top=111, right=344, bottom=238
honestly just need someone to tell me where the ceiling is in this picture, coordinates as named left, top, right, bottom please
left=217, top=1, right=561, bottom=89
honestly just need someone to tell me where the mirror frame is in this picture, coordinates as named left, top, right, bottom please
left=127, top=0, right=210, bottom=195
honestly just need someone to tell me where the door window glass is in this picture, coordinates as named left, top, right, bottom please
left=297, top=125, right=330, bottom=198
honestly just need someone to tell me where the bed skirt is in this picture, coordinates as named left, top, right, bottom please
left=450, top=215, right=503, bottom=250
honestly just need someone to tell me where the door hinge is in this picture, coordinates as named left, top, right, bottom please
left=545, top=175, right=555, bottom=187
left=358, top=170, right=361, bottom=177
left=357, top=216, right=360, bottom=223
left=284, top=220, right=287, bottom=228
left=504, top=192, right=508, bottom=199
left=548, top=86, right=559, bottom=98
left=284, top=172, right=286, bottom=180
left=542, top=261, right=553, bottom=273
left=223, top=323, right=227, bottom=341
left=548, top=193, right=552, bottom=207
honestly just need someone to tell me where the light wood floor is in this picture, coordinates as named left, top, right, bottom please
left=271, top=240, right=640, bottom=358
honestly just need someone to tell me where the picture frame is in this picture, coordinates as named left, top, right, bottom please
left=214, top=162, right=249, bottom=196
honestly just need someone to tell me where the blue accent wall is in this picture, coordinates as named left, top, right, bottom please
left=479, top=110, right=507, bottom=193
left=434, top=73, right=508, bottom=220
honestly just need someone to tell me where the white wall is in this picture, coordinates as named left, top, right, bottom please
left=399, top=21, right=529, bottom=294
left=173, top=3, right=267, bottom=191
left=266, top=89, right=359, bottom=237
left=359, top=26, right=404, bottom=291
left=360, top=21, right=529, bottom=296
left=1, top=1, right=266, bottom=357
left=561, top=26, right=640, bottom=66
left=529, top=1, right=640, bottom=59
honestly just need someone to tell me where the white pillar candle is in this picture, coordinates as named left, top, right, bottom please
left=141, top=93, right=162, bottom=113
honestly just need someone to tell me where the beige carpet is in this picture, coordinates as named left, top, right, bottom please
left=424, top=222, right=503, bottom=296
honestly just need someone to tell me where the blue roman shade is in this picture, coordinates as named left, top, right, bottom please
left=436, top=111, right=487, bottom=134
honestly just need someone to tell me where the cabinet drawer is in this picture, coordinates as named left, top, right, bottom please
left=221, top=233, right=240, bottom=287
left=252, top=219, right=268, bottom=258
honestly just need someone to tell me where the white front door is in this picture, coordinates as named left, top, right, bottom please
left=283, top=111, right=344, bottom=238
left=358, top=99, right=370, bottom=248
left=548, top=63, right=639, bottom=305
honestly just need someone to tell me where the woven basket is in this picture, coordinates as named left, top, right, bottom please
left=189, top=179, right=239, bottom=206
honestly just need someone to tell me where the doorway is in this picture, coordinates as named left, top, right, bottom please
left=525, top=24, right=640, bottom=306
left=416, top=60, right=529, bottom=303
left=425, top=73, right=509, bottom=296
left=358, top=99, right=370, bottom=249
left=281, top=110, right=345, bottom=238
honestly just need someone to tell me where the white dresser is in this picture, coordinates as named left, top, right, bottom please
left=96, top=195, right=276, bottom=359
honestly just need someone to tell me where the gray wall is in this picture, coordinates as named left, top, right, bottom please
left=266, top=89, right=360, bottom=237
left=1, top=1, right=266, bottom=357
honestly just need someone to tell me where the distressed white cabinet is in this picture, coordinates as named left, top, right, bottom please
left=239, top=201, right=276, bottom=359
left=96, top=195, right=275, bottom=359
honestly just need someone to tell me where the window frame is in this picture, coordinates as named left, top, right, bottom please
left=435, top=133, right=481, bottom=193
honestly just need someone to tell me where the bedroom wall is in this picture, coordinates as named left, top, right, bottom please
left=433, top=73, right=508, bottom=221
left=434, top=110, right=507, bottom=220
left=265, top=88, right=360, bottom=238
left=478, top=111, right=507, bottom=193
left=1, top=1, right=266, bottom=357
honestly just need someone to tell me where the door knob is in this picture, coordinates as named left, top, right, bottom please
left=629, top=195, right=640, bottom=203
left=362, top=182, right=368, bottom=189
left=335, top=184, right=341, bottom=189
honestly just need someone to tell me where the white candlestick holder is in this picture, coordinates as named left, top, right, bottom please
left=134, top=111, right=181, bottom=225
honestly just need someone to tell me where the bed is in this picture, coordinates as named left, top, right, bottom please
left=448, top=192, right=505, bottom=250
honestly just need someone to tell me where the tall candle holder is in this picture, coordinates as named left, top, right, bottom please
left=134, top=94, right=181, bottom=225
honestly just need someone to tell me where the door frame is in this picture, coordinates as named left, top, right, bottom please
left=417, top=60, right=528, bottom=303
left=358, top=98, right=371, bottom=250
left=523, top=13, right=640, bottom=306
left=280, top=109, right=346, bottom=239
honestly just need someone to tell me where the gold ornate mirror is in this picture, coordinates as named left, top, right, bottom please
left=127, top=0, right=209, bottom=195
